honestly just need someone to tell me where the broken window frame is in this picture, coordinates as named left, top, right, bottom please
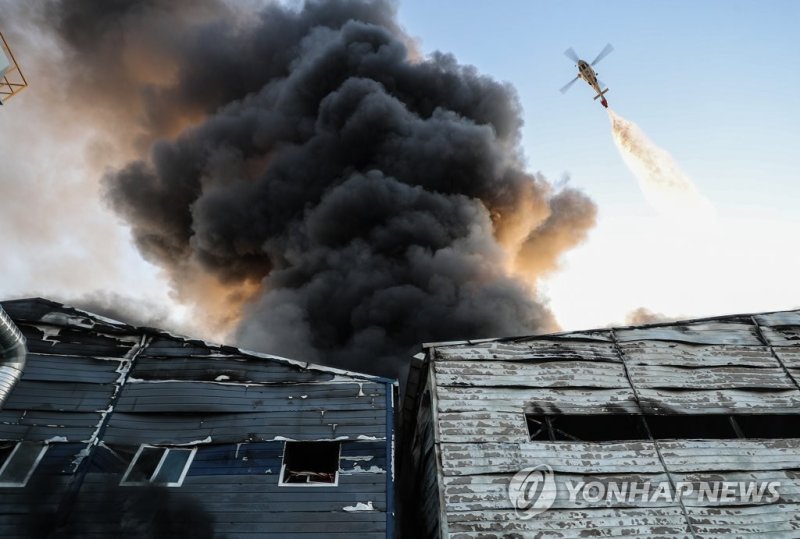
left=524, top=412, right=800, bottom=442
left=278, top=441, right=341, bottom=487
left=0, top=441, right=48, bottom=487
left=119, top=444, right=196, bottom=487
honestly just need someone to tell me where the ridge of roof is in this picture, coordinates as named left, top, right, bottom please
left=422, top=306, right=800, bottom=349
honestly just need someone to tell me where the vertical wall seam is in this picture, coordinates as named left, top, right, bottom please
left=751, top=315, right=800, bottom=391
left=610, top=329, right=699, bottom=539
left=53, top=331, right=150, bottom=530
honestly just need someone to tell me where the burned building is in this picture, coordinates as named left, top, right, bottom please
left=404, top=310, right=800, bottom=537
left=0, top=298, right=396, bottom=538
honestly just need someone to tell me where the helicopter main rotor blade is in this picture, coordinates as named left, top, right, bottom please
left=590, top=43, right=614, bottom=66
left=564, top=47, right=580, bottom=63
left=559, top=76, right=580, bottom=94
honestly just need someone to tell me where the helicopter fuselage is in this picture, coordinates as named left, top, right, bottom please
left=576, top=60, right=608, bottom=107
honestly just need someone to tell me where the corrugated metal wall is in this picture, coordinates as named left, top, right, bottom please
left=424, top=312, right=800, bottom=538
left=0, top=298, right=395, bottom=538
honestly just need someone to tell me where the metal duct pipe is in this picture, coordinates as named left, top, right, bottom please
left=0, top=305, right=26, bottom=407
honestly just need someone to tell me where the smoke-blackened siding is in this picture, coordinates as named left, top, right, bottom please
left=416, top=309, right=800, bottom=538
left=0, top=298, right=396, bottom=538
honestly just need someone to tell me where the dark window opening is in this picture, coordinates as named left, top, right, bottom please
left=0, top=441, right=47, bottom=487
left=527, top=415, right=647, bottom=442
left=734, top=415, right=800, bottom=439
left=525, top=413, right=800, bottom=442
left=646, top=414, right=738, bottom=440
left=280, top=442, right=340, bottom=486
left=525, top=415, right=552, bottom=441
left=552, top=415, right=648, bottom=442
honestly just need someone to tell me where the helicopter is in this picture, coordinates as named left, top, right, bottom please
left=560, top=44, right=614, bottom=108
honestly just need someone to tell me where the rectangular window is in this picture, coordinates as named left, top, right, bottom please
left=279, top=441, right=340, bottom=486
left=120, top=445, right=196, bottom=487
left=0, top=441, right=47, bottom=487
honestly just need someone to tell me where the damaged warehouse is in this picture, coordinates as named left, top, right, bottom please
left=402, top=310, right=800, bottom=537
left=0, top=298, right=396, bottom=538
left=4, top=297, right=800, bottom=537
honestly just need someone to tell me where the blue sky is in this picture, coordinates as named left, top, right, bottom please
left=397, top=0, right=800, bottom=329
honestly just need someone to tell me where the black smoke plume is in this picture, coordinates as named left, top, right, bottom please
left=46, top=0, right=596, bottom=376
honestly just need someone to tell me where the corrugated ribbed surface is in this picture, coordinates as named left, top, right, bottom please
left=426, top=308, right=800, bottom=538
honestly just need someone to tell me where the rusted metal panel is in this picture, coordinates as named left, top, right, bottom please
left=657, top=439, right=800, bottom=472
left=627, top=364, right=795, bottom=390
left=615, top=322, right=761, bottom=345
left=620, top=341, right=778, bottom=368
left=434, top=360, right=628, bottom=388
left=441, top=442, right=665, bottom=475
left=436, top=386, right=639, bottom=414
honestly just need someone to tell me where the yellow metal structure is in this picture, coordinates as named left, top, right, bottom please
left=0, top=32, right=27, bottom=105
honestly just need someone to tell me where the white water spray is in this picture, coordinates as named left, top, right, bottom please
left=608, top=109, right=714, bottom=221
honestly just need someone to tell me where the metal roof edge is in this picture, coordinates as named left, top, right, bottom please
left=422, top=306, right=800, bottom=350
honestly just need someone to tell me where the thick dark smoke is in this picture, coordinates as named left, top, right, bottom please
left=46, top=0, right=596, bottom=376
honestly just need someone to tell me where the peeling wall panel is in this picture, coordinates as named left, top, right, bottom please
left=132, top=355, right=334, bottom=383
left=658, top=439, right=800, bottom=472
left=447, top=507, right=691, bottom=537
left=438, top=411, right=528, bottom=443
left=18, top=324, right=139, bottom=357
left=434, top=360, right=628, bottom=388
left=436, top=340, right=619, bottom=362
left=687, top=503, right=800, bottom=535
left=637, top=388, right=800, bottom=414
left=436, top=386, right=639, bottom=414
left=773, top=348, right=800, bottom=369
left=627, top=364, right=795, bottom=390
left=615, top=322, right=761, bottom=345
left=103, top=410, right=386, bottom=444
left=759, top=326, right=800, bottom=348
left=441, top=442, right=665, bottom=475
left=620, top=341, right=779, bottom=368
left=114, top=381, right=386, bottom=413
